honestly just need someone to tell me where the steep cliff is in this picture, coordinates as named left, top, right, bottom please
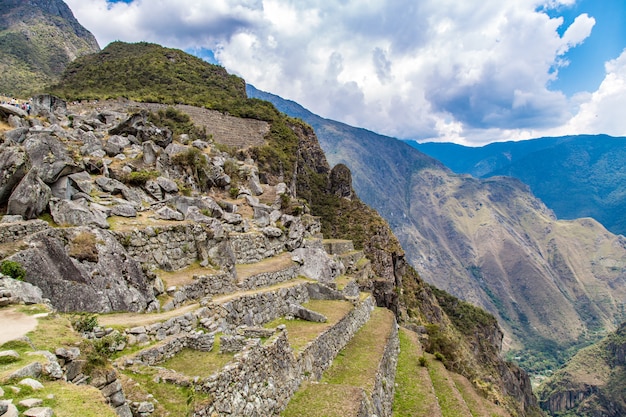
left=537, top=322, right=626, bottom=416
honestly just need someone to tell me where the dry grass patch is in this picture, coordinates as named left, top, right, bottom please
left=322, top=308, right=394, bottom=393
left=236, top=252, right=295, bottom=280
left=282, top=382, right=365, bottom=417
left=451, top=373, right=511, bottom=417
left=98, top=303, right=199, bottom=328
left=158, top=262, right=220, bottom=288
left=264, top=300, right=354, bottom=352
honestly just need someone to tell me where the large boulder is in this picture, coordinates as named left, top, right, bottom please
left=31, top=95, right=67, bottom=118
left=49, top=199, right=109, bottom=229
left=10, top=227, right=156, bottom=313
left=0, top=144, right=30, bottom=205
left=0, top=275, right=45, bottom=305
left=23, top=134, right=82, bottom=183
left=7, top=169, right=51, bottom=219
left=292, top=243, right=342, bottom=284
left=109, top=111, right=173, bottom=148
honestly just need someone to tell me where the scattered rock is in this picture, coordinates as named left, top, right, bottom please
left=22, top=407, right=54, bottom=417
left=18, top=378, right=44, bottom=390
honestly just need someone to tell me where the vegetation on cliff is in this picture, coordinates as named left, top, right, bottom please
left=0, top=0, right=99, bottom=96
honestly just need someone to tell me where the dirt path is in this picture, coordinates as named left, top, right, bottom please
left=0, top=307, right=38, bottom=345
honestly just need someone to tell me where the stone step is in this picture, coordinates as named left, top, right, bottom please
left=235, top=252, right=299, bottom=290
left=282, top=307, right=399, bottom=417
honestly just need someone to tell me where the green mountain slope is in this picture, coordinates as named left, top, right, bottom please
left=0, top=0, right=99, bottom=96
left=537, top=322, right=626, bottom=416
left=407, top=135, right=626, bottom=236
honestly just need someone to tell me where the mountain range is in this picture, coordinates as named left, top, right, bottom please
left=407, top=136, right=626, bottom=237
left=247, top=86, right=626, bottom=375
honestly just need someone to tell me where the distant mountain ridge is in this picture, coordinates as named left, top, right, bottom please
left=0, top=0, right=99, bottom=96
left=407, top=135, right=626, bottom=236
left=248, top=85, right=626, bottom=375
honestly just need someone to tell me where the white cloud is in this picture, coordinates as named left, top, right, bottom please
left=553, top=49, right=626, bottom=136
left=64, top=0, right=613, bottom=145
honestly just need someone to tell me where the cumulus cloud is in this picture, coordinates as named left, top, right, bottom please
left=64, top=0, right=611, bottom=145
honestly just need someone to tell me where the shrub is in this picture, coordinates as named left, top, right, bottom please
left=434, top=352, right=445, bottom=362
left=0, top=260, right=26, bottom=281
left=125, top=170, right=159, bottom=186
left=71, top=313, right=99, bottom=333
left=418, top=355, right=427, bottom=367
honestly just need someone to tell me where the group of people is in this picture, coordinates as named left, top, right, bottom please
left=1, top=96, right=32, bottom=115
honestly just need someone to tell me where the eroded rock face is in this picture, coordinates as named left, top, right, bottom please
left=0, top=144, right=31, bottom=205
left=23, top=134, right=82, bottom=183
left=7, top=169, right=51, bottom=219
left=10, top=227, right=156, bottom=313
left=109, top=111, right=173, bottom=148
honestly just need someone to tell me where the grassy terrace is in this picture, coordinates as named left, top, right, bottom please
left=235, top=252, right=296, bottom=281
left=160, top=335, right=235, bottom=378
left=282, top=307, right=395, bottom=416
left=265, top=299, right=355, bottom=352
left=393, top=328, right=443, bottom=417
left=427, top=354, right=472, bottom=417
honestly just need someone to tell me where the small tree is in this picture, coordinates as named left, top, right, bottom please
left=0, top=260, right=26, bottom=281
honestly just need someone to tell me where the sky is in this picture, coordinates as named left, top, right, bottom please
left=63, top=0, right=626, bottom=146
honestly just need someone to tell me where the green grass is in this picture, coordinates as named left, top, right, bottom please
left=281, top=382, right=365, bottom=417
left=393, top=328, right=442, bottom=417
left=321, top=308, right=394, bottom=393
left=264, top=300, right=354, bottom=352
left=160, top=336, right=235, bottom=378
left=121, top=366, right=209, bottom=416
left=0, top=380, right=117, bottom=417
left=427, top=354, right=472, bottom=417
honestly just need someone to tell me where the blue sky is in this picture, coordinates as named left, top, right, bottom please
left=66, top=0, right=626, bottom=145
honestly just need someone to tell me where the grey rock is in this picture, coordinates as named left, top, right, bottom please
left=7, top=169, right=51, bottom=220
left=115, top=403, right=133, bottom=417
left=104, top=135, right=131, bottom=156
left=4, top=127, right=29, bottom=144
left=0, top=278, right=43, bottom=305
left=18, top=398, right=43, bottom=408
left=111, top=205, right=137, bottom=218
left=248, top=171, right=264, bottom=196
left=68, top=171, right=93, bottom=195
left=288, top=303, right=327, bottom=322
left=291, top=246, right=340, bottom=283
left=8, top=362, right=42, bottom=380
left=22, top=407, right=54, bottom=417
left=142, top=141, right=159, bottom=165
left=262, top=227, right=283, bottom=238
left=156, top=176, right=178, bottom=193
left=18, top=378, right=44, bottom=390
left=0, top=350, right=20, bottom=361
left=109, top=112, right=173, bottom=148
left=0, top=215, right=23, bottom=223
left=49, top=199, right=109, bottom=229
left=31, top=94, right=67, bottom=118
left=12, top=228, right=155, bottom=313
left=144, top=179, right=163, bottom=200
left=154, top=206, right=183, bottom=221
left=0, top=103, right=28, bottom=118
left=0, top=403, right=18, bottom=417
left=23, top=134, right=81, bottom=183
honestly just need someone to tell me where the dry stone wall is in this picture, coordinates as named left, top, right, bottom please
left=195, top=295, right=376, bottom=416
left=0, top=218, right=49, bottom=244
left=369, top=320, right=399, bottom=417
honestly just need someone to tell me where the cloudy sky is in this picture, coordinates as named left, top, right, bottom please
left=64, top=0, right=626, bottom=145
